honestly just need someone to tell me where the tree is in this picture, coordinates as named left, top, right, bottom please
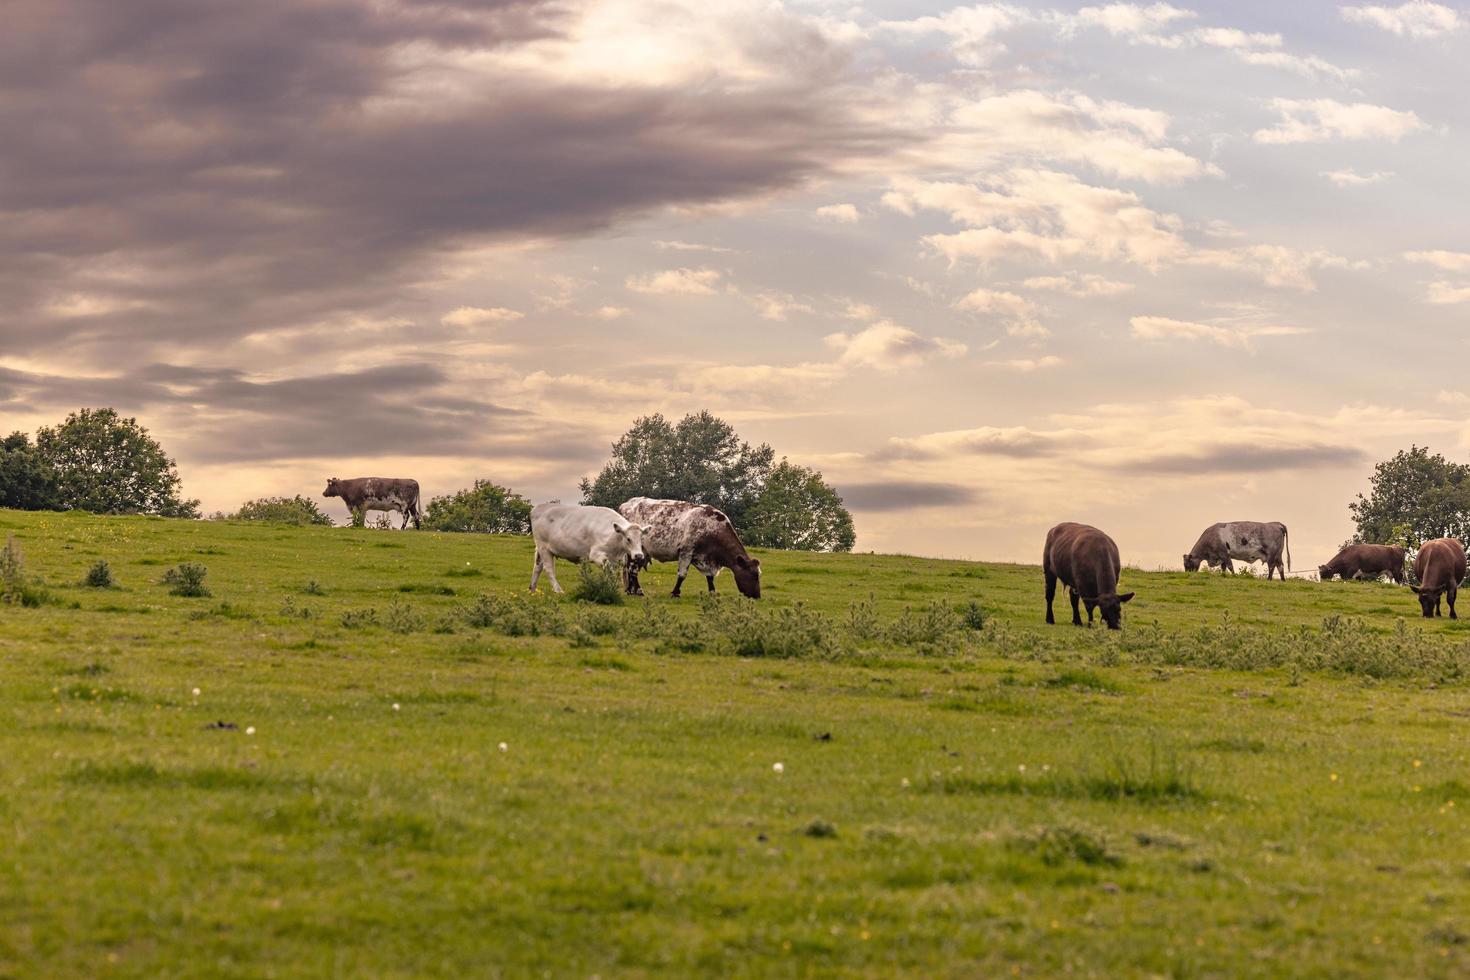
left=1349, top=445, right=1470, bottom=547
left=35, top=408, right=200, bottom=518
left=743, top=460, right=856, bottom=552
left=0, top=432, right=59, bottom=511
left=228, top=495, right=334, bottom=526
left=580, top=412, right=775, bottom=527
left=422, top=480, right=533, bottom=534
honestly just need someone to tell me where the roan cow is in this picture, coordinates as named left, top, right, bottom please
left=617, top=497, right=761, bottom=598
left=323, top=477, right=421, bottom=529
left=1043, top=522, right=1135, bottom=630
left=1183, top=521, right=1291, bottom=580
left=529, top=502, right=648, bottom=594
left=1411, top=537, right=1466, bottom=619
left=1317, top=543, right=1407, bottom=584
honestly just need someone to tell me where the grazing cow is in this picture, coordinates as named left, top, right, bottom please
left=1411, top=537, right=1466, bottom=619
left=1318, top=544, right=1407, bottom=583
left=1183, top=521, right=1291, bottom=580
left=323, top=477, right=421, bottom=529
left=618, top=497, right=761, bottom=598
left=1043, top=522, right=1135, bottom=630
left=529, top=503, right=648, bottom=594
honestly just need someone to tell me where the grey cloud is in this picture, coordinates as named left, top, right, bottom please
left=1125, top=443, right=1367, bottom=475
left=2, top=0, right=901, bottom=357
left=873, top=429, right=1079, bottom=461
left=838, top=480, right=982, bottom=512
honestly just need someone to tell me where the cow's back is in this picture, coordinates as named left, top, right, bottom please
left=1417, top=538, right=1467, bottom=591
left=1046, top=523, right=1120, bottom=596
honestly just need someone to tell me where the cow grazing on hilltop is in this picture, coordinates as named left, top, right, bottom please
left=1183, top=521, right=1291, bottom=580
left=1043, top=522, right=1135, bottom=630
left=618, top=497, right=761, bottom=598
left=1411, top=537, right=1466, bottom=618
left=323, top=477, right=421, bottom=529
left=1318, top=543, right=1407, bottom=583
left=529, top=503, right=648, bottom=594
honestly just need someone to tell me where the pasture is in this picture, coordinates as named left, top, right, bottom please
left=2, top=508, right=1469, bottom=978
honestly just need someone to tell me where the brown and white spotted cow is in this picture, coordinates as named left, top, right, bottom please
left=1183, top=521, right=1291, bottom=580
left=323, top=477, right=422, bottom=529
left=618, top=497, right=761, bottom=598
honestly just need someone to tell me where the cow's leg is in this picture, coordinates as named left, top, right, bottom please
left=1085, top=599, right=1096, bottom=626
left=672, top=553, right=692, bottom=598
left=1045, top=569, right=1058, bottom=625
left=530, top=549, right=544, bottom=592
left=1069, top=589, right=1083, bottom=626
left=1222, top=558, right=1235, bottom=574
left=706, top=574, right=716, bottom=593
left=1450, top=584, right=1459, bottom=620
left=541, top=550, right=564, bottom=594
left=400, top=507, right=410, bottom=530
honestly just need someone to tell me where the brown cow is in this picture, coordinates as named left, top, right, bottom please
left=1411, top=538, right=1466, bottom=618
left=1043, top=522, right=1135, bottom=630
left=323, top=477, right=422, bottom=529
left=1318, top=544, right=1407, bottom=583
left=617, top=497, right=761, bottom=598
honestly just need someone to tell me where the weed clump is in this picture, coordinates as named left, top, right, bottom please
left=162, top=563, right=211, bottom=598
left=1, top=535, right=52, bottom=607
left=302, top=580, right=326, bottom=596
left=83, top=560, right=116, bottom=589
left=384, top=597, right=425, bottom=634
left=341, top=608, right=379, bottom=629
left=1011, top=826, right=1121, bottom=867
left=572, top=562, right=625, bottom=605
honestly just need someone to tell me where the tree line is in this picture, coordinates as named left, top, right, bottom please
left=0, top=409, right=855, bottom=551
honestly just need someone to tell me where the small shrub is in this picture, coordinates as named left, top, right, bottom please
left=960, top=600, right=986, bottom=631
left=371, top=514, right=394, bottom=530
left=845, top=595, right=881, bottom=641
left=803, top=819, right=838, bottom=839
left=162, top=562, right=211, bottom=597
left=1, top=535, right=52, bottom=607
left=279, top=596, right=315, bottom=620
left=1011, top=826, right=1121, bottom=867
left=229, top=495, right=334, bottom=526
left=341, top=607, right=379, bottom=629
left=83, top=560, right=116, bottom=589
left=572, top=561, right=625, bottom=606
left=384, top=597, right=425, bottom=634
left=886, top=602, right=964, bottom=647
left=567, top=625, right=598, bottom=649
left=302, top=580, right=326, bottom=596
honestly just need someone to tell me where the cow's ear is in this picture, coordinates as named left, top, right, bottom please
left=1118, top=592, right=1135, bottom=604
left=735, top=555, right=749, bottom=568
left=641, top=524, right=653, bottom=534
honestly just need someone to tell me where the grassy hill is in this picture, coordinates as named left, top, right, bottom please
left=2, top=508, right=1469, bottom=977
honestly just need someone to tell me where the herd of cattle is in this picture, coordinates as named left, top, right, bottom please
left=321, top=478, right=1462, bottom=630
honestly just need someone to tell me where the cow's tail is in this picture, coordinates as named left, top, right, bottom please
left=1283, top=524, right=1291, bottom=572
left=411, top=483, right=423, bottom=530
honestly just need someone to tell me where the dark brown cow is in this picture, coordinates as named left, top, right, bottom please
left=1411, top=537, right=1466, bottom=618
left=1318, top=544, right=1407, bottom=583
left=323, top=477, right=421, bottom=529
left=1043, top=522, right=1135, bottom=630
left=617, top=497, right=761, bottom=598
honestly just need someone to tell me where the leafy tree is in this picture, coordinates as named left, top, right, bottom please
left=0, top=432, right=58, bottom=510
left=743, top=460, right=856, bottom=552
left=580, top=412, right=775, bottom=527
left=229, top=495, right=334, bottom=526
left=422, top=480, right=533, bottom=534
left=1349, top=445, right=1470, bottom=547
left=35, top=408, right=199, bottom=518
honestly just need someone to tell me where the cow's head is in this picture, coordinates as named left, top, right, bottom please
left=1412, top=585, right=1442, bottom=618
left=1182, top=554, right=1202, bottom=572
left=731, top=554, right=762, bottom=599
left=1317, top=564, right=1334, bottom=581
left=1083, top=591, right=1134, bottom=630
left=323, top=478, right=341, bottom=498
left=614, top=521, right=649, bottom=565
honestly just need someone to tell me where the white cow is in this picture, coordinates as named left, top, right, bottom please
left=529, top=503, right=649, bottom=594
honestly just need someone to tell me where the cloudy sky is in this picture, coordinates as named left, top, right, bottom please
left=4, top=0, right=1468, bottom=566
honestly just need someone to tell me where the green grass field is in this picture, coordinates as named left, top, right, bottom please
left=2, top=508, right=1469, bottom=978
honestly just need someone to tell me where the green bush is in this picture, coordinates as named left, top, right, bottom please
left=228, top=495, right=334, bottom=526
left=1, top=535, right=52, bottom=607
left=421, top=480, right=532, bottom=534
left=572, top=562, right=625, bottom=606
left=83, top=560, right=115, bottom=589
left=162, top=563, right=211, bottom=598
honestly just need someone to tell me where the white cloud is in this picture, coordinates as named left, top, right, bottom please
left=1405, top=250, right=1470, bottom=273
left=1320, top=168, right=1394, bottom=187
left=826, top=321, right=967, bottom=370
left=440, top=306, right=524, bottom=327
left=1426, top=282, right=1470, bottom=304
left=589, top=305, right=630, bottom=320
left=815, top=203, right=861, bottom=222
left=1253, top=99, right=1425, bottom=144
left=652, top=240, right=737, bottom=253
left=625, top=267, right=722, bottom=295
left=985, top=355, right=1064, bottom=372
left=1021, top=273, right=1134, bottom=297
left=954, top=287, right=1050, bottom=337
left=1070, top=3, right=1195, bottom=36
left=1342, top=2, right=1462, bottom=37
left=880, top=4, right=1030, bottom=66
left=1129, top=315, right=1309, bottom=350
left=747, top=292, right=816, bottom=321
